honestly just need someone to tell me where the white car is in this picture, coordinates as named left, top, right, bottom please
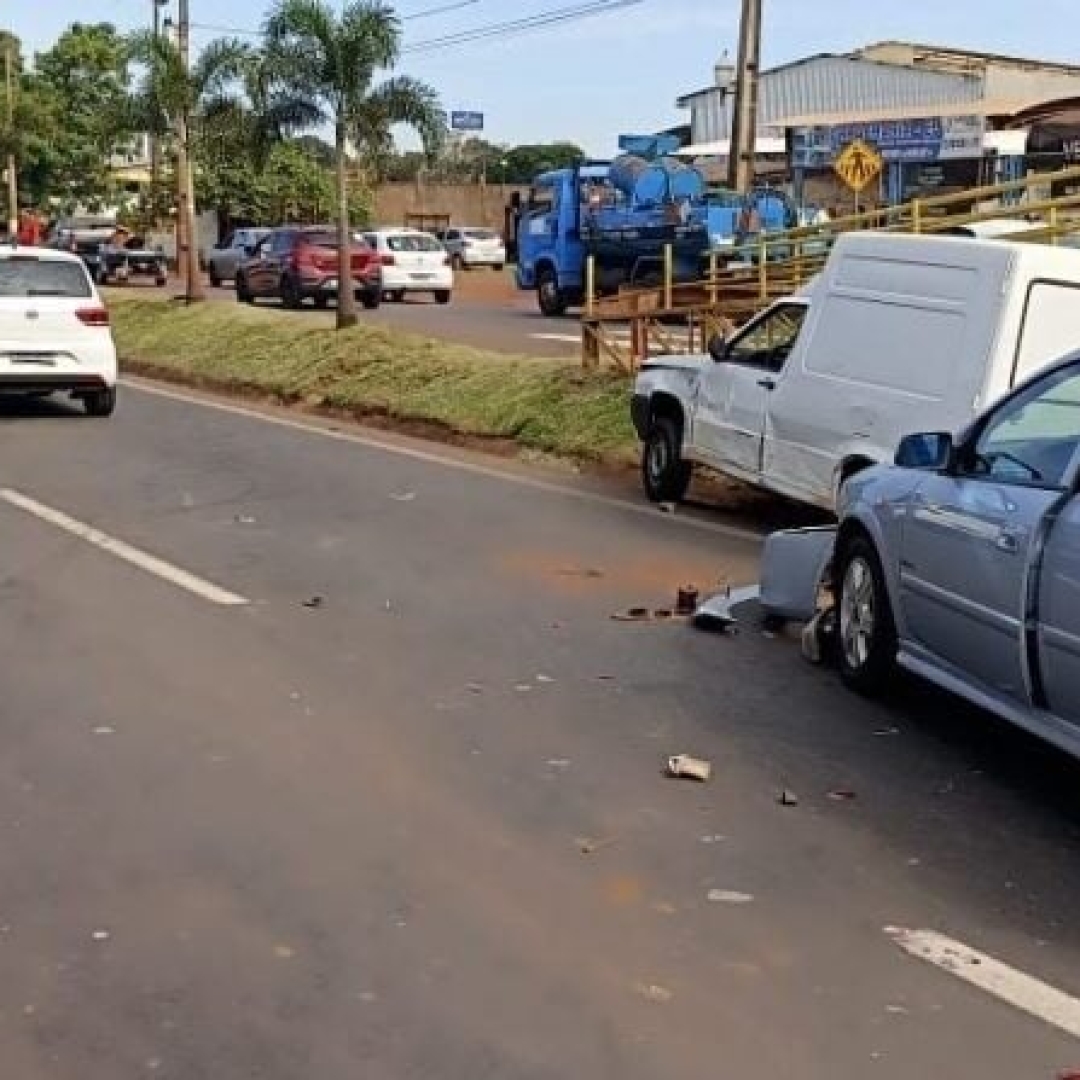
left=0, top=246, right=118, bottom=416
left=359, top=229, right=453, bottom=304
left=438, top=226, right=506, bottom=271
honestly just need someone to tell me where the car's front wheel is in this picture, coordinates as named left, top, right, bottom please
left=641, top=416, right=692, bottom=503
left=836, top=536, right=897, bottom=695
left=82, top=387, right=116, bottom=418
left=434, top=290, right=451, bottom=305
left=236, top=274, right=254, bottom=304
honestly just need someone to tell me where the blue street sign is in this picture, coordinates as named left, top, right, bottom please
left=451, top=111, right=484, bottom=132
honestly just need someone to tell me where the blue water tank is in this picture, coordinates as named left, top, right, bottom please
left=609, top=154, right=650, bottom=199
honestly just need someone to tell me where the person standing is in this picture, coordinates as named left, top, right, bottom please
left=16, top=208, right=41, bottom=246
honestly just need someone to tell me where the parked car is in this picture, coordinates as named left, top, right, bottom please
left=438, top=226, right=506, bottom=271
left=834, top=353, right=1080, bottom=760
left=632, top=232, right=1080, bottom=510
left=0, top=245, right=117, bottom=416
left=48, top=216, right=117, bottom=281
left=97, top=233, right=168, bottom=287
left=360, top=229, right=453, bottom=304
left=235, top=227, right=381, bottom=310
left=206, top=227, right=271, bottom=287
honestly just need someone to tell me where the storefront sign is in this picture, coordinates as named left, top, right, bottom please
left=792, top=116, right=985, bottom=168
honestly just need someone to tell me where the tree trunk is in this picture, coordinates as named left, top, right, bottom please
left=177, top=111, right=205, bottom=302
left=335, top=119, right=357, bottom=329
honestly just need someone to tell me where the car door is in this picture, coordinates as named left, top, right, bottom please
left=695, top=303, right=807, bottom=476
left=898, top=362, right=1080, bottom=706
left=245, top=234, right=273, bottom=294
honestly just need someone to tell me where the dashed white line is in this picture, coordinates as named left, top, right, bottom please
left=122, top=379, right=764, bottom=543
left=886, top=926, right=1080, bottom=1040
left=0, top=488, right=249, bottom=607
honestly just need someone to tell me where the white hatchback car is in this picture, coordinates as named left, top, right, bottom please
left=439, top=226, right=506, bottom=271
left=359, top=229, right=453, bottom=304
left=0, top=246, right=118, bottom=416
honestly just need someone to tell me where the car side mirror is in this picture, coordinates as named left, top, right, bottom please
left=707, top=333, right=730, bottom=363
left=895, top=431, right=954, bottom=470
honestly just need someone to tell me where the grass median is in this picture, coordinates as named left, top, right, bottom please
left=109, top=295, right=637, bottom=465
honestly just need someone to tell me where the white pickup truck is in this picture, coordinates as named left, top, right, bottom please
left=631, top=231, right=1080, bottom=511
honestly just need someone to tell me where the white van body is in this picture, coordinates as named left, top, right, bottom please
left=632, top=232, right=1080, bottom=510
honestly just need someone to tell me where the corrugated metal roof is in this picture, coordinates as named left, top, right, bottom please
left=777, top=100, right=1022, bottom=127
left=679, top=54, right=982, bottom=144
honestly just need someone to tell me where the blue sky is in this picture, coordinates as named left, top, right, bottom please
left=11, top=0, right=1080, bottom=155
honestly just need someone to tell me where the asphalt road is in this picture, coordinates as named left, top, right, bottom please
left=206, top=279, right=598, bottom=359
left=1, top=382, right=1079, bottom=1078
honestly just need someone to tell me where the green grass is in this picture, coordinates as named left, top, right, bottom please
left=109, top=295, right=637, bottom=464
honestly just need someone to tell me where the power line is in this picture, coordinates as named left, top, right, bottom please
left=402, top=0, right=644, bottom=54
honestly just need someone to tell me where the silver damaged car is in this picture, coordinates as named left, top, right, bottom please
left=834, top=353, right=1080, bottom=760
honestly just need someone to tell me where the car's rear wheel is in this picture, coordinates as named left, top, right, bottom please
left=836, top=536, right=897, bottom=695
left=434, top=290, right=451, bottom=305
left=361, top=290, right=381, bottom=310
left=83, top=387, right=116, bottom=418
left=236, top=274, right=254, bottom=304
left=208, top=266, right=221, bottom=288
left=313, top=294, right=329, bottom=310
left=642, top=416, right=692, bottom=503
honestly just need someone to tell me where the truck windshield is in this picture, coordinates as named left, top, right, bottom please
left=527, top=186, right=554, bottom=214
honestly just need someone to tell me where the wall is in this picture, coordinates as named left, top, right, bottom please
left=372, top=181, right=528, bottom=231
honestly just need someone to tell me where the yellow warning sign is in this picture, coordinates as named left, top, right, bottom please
left=834, top=139, right=883, bottom=193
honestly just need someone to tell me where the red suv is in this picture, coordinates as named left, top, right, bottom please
left=235, top=227, right=382, bottom=310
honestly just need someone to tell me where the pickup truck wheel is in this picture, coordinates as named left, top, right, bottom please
left=280, top=276, right=304, bottom=309
left=642, top=416, right=692, bottom=503
left=208, top=266, right=221, bottom=288
left=235, top=274, right=254, bottom=304
left=361, top=289, right=381, bottom=310
left=537, top=269, right=568, bottom=317
left=836, top=537, right=897, bottom=695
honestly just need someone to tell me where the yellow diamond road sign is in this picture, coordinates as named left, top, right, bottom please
left=834, top=139, right=883, bottom=193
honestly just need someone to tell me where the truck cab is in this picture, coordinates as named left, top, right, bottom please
left=515, top=165, right=608, bottom=316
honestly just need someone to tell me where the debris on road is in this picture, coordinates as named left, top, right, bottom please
left=466, top=682, right=484, bottom=694
left=690, top=585, right=761, bottom=633
left=536, top=674, right=555, bottom=684
left=760, top=527, right=837, bottom=622
left=828, top=789, right=858, bottom=802
left=657, top=501, right=677, bottom=515
left=389, top=491, right=416, bottom=502
left=699, top=834, right=726, bottom=844
left=302, top=595, right=324, bottom=609
left=635, top=981, right=674, bottom=1003
left=668, top=754, right=712, bottom=782
left=546, top=758, right=571, bottom=769
left=707, top=889, right=754, bottom=904
left=873, top=726, right=901, bottom=737
left=675, top=585, right=699, bottom=616
left=777, top=789, right=799, bottom=807
left=273, top=944, right=296, bottom=959
left=92, top=726, right=116, bottom=736
left=514, top=684, right=533, bottom=693
left=595, top=673, right=616, bottom=681
left=91, top=929, right=110, bottom=942
left=577, top=836, right=617, bottom=855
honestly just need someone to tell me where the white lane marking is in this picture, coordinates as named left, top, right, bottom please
left=0, top=488, right=249, bottom=607
left=122, top=379, right=764, bottom=543
left=886, top=926, right=1080, bottom=1040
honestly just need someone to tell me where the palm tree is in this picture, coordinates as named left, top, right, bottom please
left=264, top=0, right=444, bottom=329
left=127, top=32, right=249, bottom=301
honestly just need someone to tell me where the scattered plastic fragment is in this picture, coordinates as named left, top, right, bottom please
left=546, top=758, right=571, bottom=769
left=668, top=754, right=712, bottom=782
left=707, top=889, right=754, bottom=904
left=536, top=674, right=555, bottom=684
left=235, top=514, right=257, bottom=525
left=91, top=930, right=110, bottom=942
left=635, top=981, right=673, bottom=1002
left=577, top=836, right=617, bottom=855
left=828, top=789, right=857, bottom=802
left=302, top=595, right=324, bottom=609
left=389, top=491, right=416, bottom=502
left=92, top=726, right=115, bottom=736
left=777, top=789, right=799, bottom=807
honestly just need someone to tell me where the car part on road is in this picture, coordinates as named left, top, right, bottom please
left=690, top=584, right=760, bottom=633
left=777, top=789, right=799, bottom=807
left=667, top=754, right=712, bottom=782
left=759, top=527, right=837, bottom=623
left=675, top=585, right=699, bottom=616
left=707, top=889, right=754, bottom=904
left=302, top=595, right=324, bottom=609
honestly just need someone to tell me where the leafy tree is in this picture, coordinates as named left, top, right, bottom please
left=126, top=31, right=248, bottom=299
left=501, top=142, right=585, bottom=184
left=32, top=23, right=132, bottom=210
left=264, top=0, right=443, bottom=328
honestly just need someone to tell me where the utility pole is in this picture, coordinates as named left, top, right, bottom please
left=727, top=0, right=762, bottom=193
left=4, top=42, right=17, bottom=237
left=149, top=0, right=167, bottom=224
left=176, top=0, right=204, bottom=300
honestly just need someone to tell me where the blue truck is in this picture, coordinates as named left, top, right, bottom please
left=512, top=140, right=799, bottom=316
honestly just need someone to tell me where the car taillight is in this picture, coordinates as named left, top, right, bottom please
left=76, top=306, right=110, bottom=327
left=292, top=242, right=317, bottom=270
left=381, top=254, right=395, bottom=266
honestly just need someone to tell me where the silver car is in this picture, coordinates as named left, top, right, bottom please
left=206, top=228, right=271, bottom=288
left=438, top=227, right=506, bottom=271
left=835, top=353, right=1080, bottom=759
